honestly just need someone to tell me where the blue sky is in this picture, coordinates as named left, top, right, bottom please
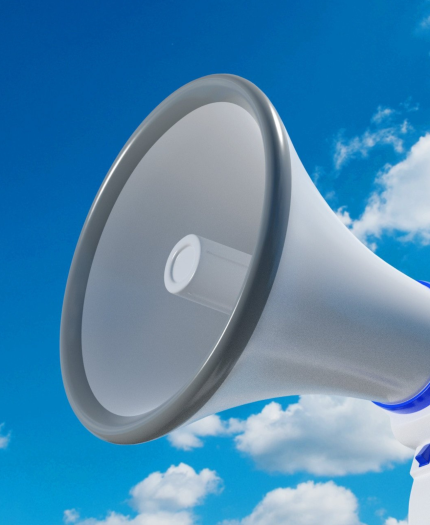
left=1, top=1, right=430, bottom=524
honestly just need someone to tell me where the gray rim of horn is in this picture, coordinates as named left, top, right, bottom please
left=60, top=74, right=292, bottom=444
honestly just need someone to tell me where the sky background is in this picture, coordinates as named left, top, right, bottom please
left=1, top=1, right=430, bottom=524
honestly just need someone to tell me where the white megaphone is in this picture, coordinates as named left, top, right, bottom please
left=61, top=74, right=430, bottom=524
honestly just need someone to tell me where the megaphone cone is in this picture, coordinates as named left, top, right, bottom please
left=61, top=74, right=430, bottom=446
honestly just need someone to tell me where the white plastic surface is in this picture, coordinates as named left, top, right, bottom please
left=409, top=449, right=430, bottom=525
left=164, top=234, right=251, bottom=314
left=390, top=410, right=430, bottom=524
left=390, top=405, right=430, bottom=450
left=390, top=409, right=430, bottom=525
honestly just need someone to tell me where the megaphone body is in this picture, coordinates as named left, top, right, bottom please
left=61, top=75, right=430, bottom=523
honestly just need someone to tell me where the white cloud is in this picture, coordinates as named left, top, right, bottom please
left=0, top=424, right=10, bottom=449
left=330, top=101, right=430, bottom=248
left=220, top=481, right=364, bottom=525
left=130, top=463, right=221, bottom=512
left=371, top=106, right=396, bottom=124
left=342, top=133, right=430, bottom=247
left=234, top=396, right=412, bottom=476
left=166, top=397, right=412, bottom=477
left=332, top=101, right=416, bottom=170
left=334, top=121, right=410, bottom=170
left=336, top=206, right=353, bottom=227
left=67, top=463, right=221, bottom=525
left=385, top=519, right=408, bottom=525
left=64, top=509, right=80, bottom=523
left=168, top=415, right=244, bottom=450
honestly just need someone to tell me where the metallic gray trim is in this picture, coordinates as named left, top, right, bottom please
left=60, top=74, right=291, bottom=444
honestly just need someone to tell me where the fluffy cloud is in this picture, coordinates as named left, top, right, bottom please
left=130, top=463, right=221, bottom=512
left=330, top=100, right=430, bottom=248
left=168, top=415, right=244, bottom=450
left=64, top=509, right=80, bottom=523
left=0, top=423, right=10, bottom=449
left=67, top=463, right=221, bottom=525
left=336, top=206, right=353, bottom=227
left=167, top=396, right=412, bottom=477
left=221, top=481, right=364, bottom=525
left=234, top=396, right=412, bottom=476
left=371, top=106, right=396, bottom=125
left=62, top=456, right=408, bottom=525
left=220, top=481, right=408, bottom=525
left=333, top=111, right=411, bottom=170
left=343, top=134, right=430, bottom=247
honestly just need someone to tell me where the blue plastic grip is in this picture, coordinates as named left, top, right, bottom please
left=416, top=443, right=430, bottom=467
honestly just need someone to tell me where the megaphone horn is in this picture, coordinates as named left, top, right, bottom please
left=61, top=74, right=430, bottom=523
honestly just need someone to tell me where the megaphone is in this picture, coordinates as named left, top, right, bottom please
left=61, top=74, right=430, bottom=523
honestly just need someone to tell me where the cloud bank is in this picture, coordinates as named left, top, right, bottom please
left=67, top=463, right=221, bottom=525
left=168, top=396, right=412, bottom=476
left=342, top=133, right=430, bottom=247
left=221, top=481, right=364, bottom=525
left=64, top=461, right=408, bottom=525
left=234, top=396, right=412, bottom=476
left=330, top=100, right=430, bottom=248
